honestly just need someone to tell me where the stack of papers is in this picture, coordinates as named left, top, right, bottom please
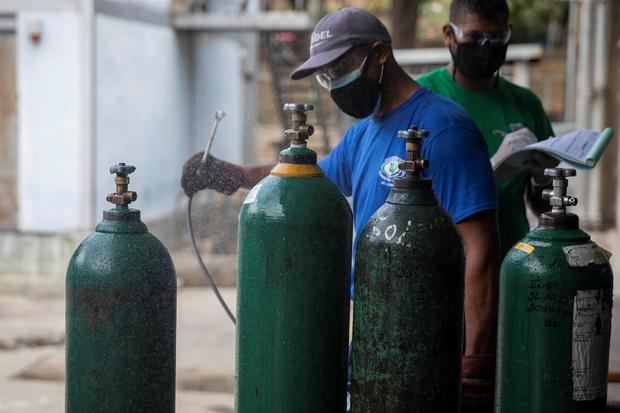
left=493, top=128, right=614, bottom=181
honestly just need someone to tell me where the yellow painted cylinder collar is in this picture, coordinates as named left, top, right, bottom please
left=270, top=162, right=323, bottom=177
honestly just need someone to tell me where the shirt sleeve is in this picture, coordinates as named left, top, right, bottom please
left=423, top=121, right=498, bottom=223
left=318, top=130, right=353, bottom=197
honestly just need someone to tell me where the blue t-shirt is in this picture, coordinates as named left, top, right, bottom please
left=319, top=87, right=497, bottom=240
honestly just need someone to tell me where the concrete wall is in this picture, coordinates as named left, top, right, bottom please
left=14, top=1, right=259, bottom=231
left=190, top=33, right=257, bottom=164
left=94, top=13, right=191, bottom=221
left=188, top=0, right=258, bottom=164
left=16, top=11, right=84, bottom=232
left=3, top=0, right=260, bottom=288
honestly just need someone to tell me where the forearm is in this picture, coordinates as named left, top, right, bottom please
left=241, top=164, right=275, bottom=189
left=464, top=247, right=499, bottom=355
left=457, top=210, right=500, bottom=356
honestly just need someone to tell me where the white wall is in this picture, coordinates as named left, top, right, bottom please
left=95, top=14, right=191, bottom=221
left=17, top=11, right=83, bottom=232
left=15, top=1, right=257, bottom=231
left=122, top=0, right=171, bottom=13
left=191, top=34, right=247, bottom=163
left=189, top=0, right=258, bottom=164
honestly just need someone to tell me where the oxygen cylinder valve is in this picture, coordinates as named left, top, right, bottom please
left=283, top=103, right=315, bottom=146
left=397, top=126, right=430, bottom=179
left=541, top=167, right=578, bottom=214
left=106, top=163, right=138, bottom=207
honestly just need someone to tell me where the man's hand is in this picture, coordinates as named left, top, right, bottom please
left=461, top=354, right=495, bottom=412
left=490, top=127, right=538, bottom=168
left=181, top=153, right=246, bottom=196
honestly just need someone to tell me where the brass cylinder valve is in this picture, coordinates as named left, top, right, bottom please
left=106, top=163, right=138, bottom=207
left=283, top=103, right=315, bottom=145
left=397, top=126, right=430, bottom=177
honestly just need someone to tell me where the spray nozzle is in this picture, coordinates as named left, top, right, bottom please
left=197, top=110, right=227, bottom=176
left=283, top=103, right=315, bottom=145
left=542, top=167, right=578, bottom=214
left=107, top=163, right=137, bottom=207
left=214, top=110, right=226, bottom=121
left=397, top=125, right=429, bottom=177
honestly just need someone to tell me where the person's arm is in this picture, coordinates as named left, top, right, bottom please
left=457, top=209, right=500, bottom=355
left=182, top=123, right=355, bottom=197
left=421, top=119, right=499, bottom=351
left=457, top=209, right=500, bottom=408
left=181, top=152, right=273, bottom=196
left=242, top=164, right=275, bottom=189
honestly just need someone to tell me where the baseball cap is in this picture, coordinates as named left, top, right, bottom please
left=290, top=7, right=391, bottom=80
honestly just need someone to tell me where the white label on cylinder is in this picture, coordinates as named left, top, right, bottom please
left=563, top=244, right=609, bottom=267
left=243, top=183, right=262, bottom=204
left=572, top=289, right=612, bottom=401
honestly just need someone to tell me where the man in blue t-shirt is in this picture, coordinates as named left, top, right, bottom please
left=181, top=7, right=500, bottom=407
left=317, top=89, right=496, bottom=248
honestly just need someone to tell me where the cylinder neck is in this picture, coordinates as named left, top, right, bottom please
left=387, top=181, right=437, bottom=206
left=278, top=145, right=317, bottom=165
left=537, top=211, right=580, bottom=230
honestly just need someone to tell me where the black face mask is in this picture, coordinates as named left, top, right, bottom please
left=330, top=67, right=383, bottom=119
left=451, top=41, right=508, bottom=79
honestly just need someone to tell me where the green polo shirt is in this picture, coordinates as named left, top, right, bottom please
left=417, top=67, right=554, bottom=257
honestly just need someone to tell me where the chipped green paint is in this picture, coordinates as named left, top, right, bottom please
left=66, top=205, right=176, bottom=413
left=236, top=169, right=353, bottom=412
left=352, top=180, right=465, bottom=412
left=496, top=223, right=612, bottom=413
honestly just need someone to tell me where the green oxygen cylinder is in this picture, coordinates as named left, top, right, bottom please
left=236, top=104, right=353, bottom=412
left=66, top=163, right=176, bottom=412
left=496, top=167, right=613, bottom=413
left=351, top=127, right=465, bottom=412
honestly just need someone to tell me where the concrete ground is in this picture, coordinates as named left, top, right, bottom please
left=0, top=287, right=236, bottom=412
left=2, top=287, right=620, bottom=412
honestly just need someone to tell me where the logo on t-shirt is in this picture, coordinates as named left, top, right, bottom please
left=379, top=156, right=406, bottom=187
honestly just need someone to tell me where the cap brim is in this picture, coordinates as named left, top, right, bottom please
left=290, top=45, right=353, bottom=80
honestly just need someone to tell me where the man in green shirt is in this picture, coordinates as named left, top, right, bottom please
left=417, top=1, right=554, bottom=411
left=417, top=0, right=554, bottom=260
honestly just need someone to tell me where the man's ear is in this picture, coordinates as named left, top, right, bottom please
left=442, top=24, right=452, bottom=47
left=371, top=42, right=389, bottom=65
